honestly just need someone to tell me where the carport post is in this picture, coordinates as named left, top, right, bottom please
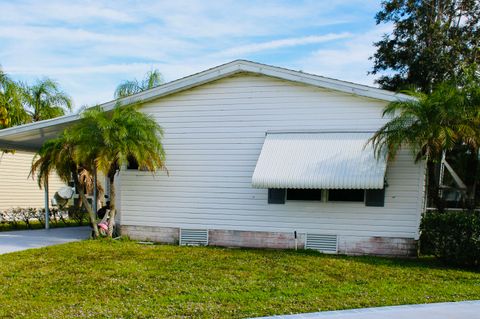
left=93, top=166, right=97, bottom=217
left=44, top=180, right=49, bottom=229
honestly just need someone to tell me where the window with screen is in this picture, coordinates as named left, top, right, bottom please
left=328, top=189, right=365, bottom=202
left=287, top=189, right=322, bottom=201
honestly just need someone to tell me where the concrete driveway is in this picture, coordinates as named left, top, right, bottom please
left=0, top=226, right=90, bottom=254
left=251, top=301, right=480, bottom=319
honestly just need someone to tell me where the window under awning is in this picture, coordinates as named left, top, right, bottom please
left=251, top=132, right=387, bottom=189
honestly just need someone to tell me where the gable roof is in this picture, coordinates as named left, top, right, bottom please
left=0, top=60, right=412, bottom=151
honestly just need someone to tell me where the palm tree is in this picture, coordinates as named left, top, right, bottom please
left=22, top=78, right=72, bottom=122
left=0, top=68, right=29, bottom=129
left=114, top=69, right=163, bottom=99
left=72, top=103, right=166, bottom=237
left=369, top=82, right=480, bottom=209
left=31, top=132, right=100, bottom=237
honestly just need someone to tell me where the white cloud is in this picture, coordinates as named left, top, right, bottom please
left=0, top=0, right=385, bottom=107
left=0, top=1, right=136, bottom=24
left=215, top=33, right=352, bottom=57
left=6, top=63, right=158, bottom=76
left=295, top=25, right=392, bottom=86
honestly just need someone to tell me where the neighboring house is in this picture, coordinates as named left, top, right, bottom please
left=0, top=60, right=425, bottom=256
left=0, top=151, right=65, bottom=211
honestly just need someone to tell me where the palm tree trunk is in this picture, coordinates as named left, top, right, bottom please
left=107, top=179, right=116, bottom=237
left=73, top=172, right=99, bottom=237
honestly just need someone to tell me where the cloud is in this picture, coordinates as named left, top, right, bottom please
left=0, top=1, right=136, bottom=24
left=0, top=0, right=384, bottom=108
left=6, top=63, right=158, bottom=76
left=294, top=25, right=392, bottom=86
left=215, top=33, right=352, bottom=57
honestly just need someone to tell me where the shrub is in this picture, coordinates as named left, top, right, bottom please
left=420, top=210, right=480, bottom=267
left=67, top=206, right=88, bottom=226
left=0, top=207, right=88, bottom=231
left=2, top=208, right=23, bottom=228
left=19, top=207, right=37, bottom=228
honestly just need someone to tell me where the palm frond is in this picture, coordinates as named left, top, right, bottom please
left=114, top=80, right=141, bottom=99
left=22, top=78, right=72, bottom=122
left=114, top=69, right=163, bottom=99
left=368, top=81, right=478, bottom=163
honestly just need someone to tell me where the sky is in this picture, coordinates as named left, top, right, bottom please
left=0, top=0, right=390, bottom=110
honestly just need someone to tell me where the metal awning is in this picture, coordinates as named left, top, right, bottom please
left=251, top=132, right=387, bottom=189
left=0, top=114, right=80, bottom=151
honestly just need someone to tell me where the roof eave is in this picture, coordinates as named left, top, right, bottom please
left=0, top=59, right=414, bottom=143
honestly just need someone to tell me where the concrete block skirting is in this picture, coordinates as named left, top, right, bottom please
left=120, top=225, right=179, bottom=244
left=338, top=236, right=417, bottom=257
left=209, top=229, right=306, bottom=250
left=120, top=225, right=417, bottom=256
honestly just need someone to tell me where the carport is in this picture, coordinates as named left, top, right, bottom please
left=0, top=87, right=151, bottom=230
left=0, top=85, right=156, bottom=229
left=0, top=113, right=90, bottom=229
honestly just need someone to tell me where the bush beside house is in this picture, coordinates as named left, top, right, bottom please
left=420, top=210, right=480, bottom=267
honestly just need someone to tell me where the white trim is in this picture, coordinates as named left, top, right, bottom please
left=0, top=113, right=79, bottom=138
left=0, top=60, right=413, bottom=141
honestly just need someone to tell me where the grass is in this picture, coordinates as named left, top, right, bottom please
left=0, top=240, right=479, bottom=319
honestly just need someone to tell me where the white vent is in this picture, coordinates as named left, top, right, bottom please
left=305, top=234, right=338, bottom=253
left=180, top=229, right=209, bottom=246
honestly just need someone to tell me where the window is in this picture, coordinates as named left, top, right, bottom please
left=328, top=189, right=365, bottom=202
left=127, top=155, right=139, bottom=170
left=287, top=189, right=322, bottom=201
left=267, top=188, right=385, bottom=206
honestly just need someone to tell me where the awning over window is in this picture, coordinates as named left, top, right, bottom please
left=252, top=132, right=387, bottom=189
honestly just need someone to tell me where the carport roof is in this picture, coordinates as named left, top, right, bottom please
left=0, top=114, right=79, bottom=151
left=0, top=59, right=413, bottom=152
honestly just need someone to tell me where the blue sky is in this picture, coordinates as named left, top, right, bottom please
left=0, top=0, right=390, bottom=110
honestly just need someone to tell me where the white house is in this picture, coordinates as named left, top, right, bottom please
left=0, top=151, right=65, bottom=212
left=0, top=60, right=425, bottom=256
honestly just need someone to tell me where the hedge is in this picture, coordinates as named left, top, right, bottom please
left=0, top=206, right=88, bottom=231
left=420, top=210, right=480, bottom=267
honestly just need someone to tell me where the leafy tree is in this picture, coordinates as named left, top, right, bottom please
left=72, top=103, right=166, bottom=237
left=0, top=68, right=29, bottom=128
left=114, top=69, right=163, bottom=99
left=31, top=132, right=100, bottom=237
left=22, top=78, right=72, bottom=122
left=371, top=0, right=480, bottom=93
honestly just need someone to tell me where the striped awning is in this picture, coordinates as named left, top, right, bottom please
left=251, top=132, right=387, bottom=189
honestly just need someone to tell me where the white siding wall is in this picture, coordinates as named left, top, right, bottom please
left=0, top=151, right=65, bottom=211
left=119, top=74, right=425, bottom=240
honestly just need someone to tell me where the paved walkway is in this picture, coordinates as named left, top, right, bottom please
left=0, top=226, right=90, bottom=254
left=250, top=301, right=480, bottom=319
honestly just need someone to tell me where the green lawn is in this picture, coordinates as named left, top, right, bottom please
left=0, top=240, right=479, bottom=319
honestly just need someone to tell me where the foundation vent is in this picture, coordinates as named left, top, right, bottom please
left=180, top=229, right=209, bottom=246
left=305, top=234, right=338, bottom=253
